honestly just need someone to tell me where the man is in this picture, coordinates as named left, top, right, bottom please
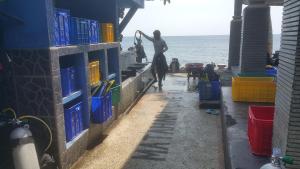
left=138, top=30, right=169, bottom=89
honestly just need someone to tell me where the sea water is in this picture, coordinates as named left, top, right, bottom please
left=121, top=35, right=281, bottom=67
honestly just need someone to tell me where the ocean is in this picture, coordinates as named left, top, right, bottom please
left=121, top=35, right=281, bottom=66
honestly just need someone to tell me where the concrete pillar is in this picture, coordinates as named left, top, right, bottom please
left=239, top=4, right=271, bottom=73
left=228, top=0, right=243, bottom=69
left=272, top=1, right=300, bottom=168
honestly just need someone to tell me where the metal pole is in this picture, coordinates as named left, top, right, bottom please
left=119, top=7, right=138, bottom=33
left=234, top=0, right=243, bottom=18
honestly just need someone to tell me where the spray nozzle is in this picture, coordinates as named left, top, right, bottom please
left=281, top=156, right=294, bottom=165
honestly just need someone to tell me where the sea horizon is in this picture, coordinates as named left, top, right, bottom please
left=121, top=35, right=281, bottom=66
left=123, top=34, right=282, bottom=38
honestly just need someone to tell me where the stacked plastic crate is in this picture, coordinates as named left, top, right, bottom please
left=54, top=8, right=101, bottom=46
left=64, top=102, right=84, bottom=142
left=54, top=9, right=70, bottom=46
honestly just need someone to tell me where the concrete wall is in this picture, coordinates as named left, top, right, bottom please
left=120, top=50, right=137, bottom=71
left=118, top=64, right=152, bottom=114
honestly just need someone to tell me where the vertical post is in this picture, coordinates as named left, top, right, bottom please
left=273, top=1, right=300, bottom=168
left=239, top=4, right=270, bottom=73
left=228, top=0, right=243, bottom=69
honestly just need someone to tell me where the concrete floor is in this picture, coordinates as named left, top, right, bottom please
left=71, top=74, right=224, bottom=169
left=222, top=87, right=271, bottom=169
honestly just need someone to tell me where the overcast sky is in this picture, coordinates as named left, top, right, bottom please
left=122, top=0, right=283, bottom=36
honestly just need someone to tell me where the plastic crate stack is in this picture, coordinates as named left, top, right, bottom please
left=54, top=8, right=102, bottom=46
left=89, top=61, right=101, bottom=86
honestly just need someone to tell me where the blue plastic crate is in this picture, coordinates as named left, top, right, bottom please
left=54, top=8, right=70, bottom=46
left=70, top=17, right=90, bottom=45
left=91, top=91, right=112, bottom=124
left=198, top=80, right=221, bottom=101
left=64, top=102, right=83, bottom=142
left=74, top=102, right=83, bottom=135
left=266, top=67, right=277, bottom=77
left=60, top=66, right=77, bottom=97
left=88, top=20, right=100, bottom=44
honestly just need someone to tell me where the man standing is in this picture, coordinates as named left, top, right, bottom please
left=138, top=30, right=169, bottom=89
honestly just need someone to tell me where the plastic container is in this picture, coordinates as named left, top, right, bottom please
left=248, top=106, right=274, bottom=156
left=91, top=91, right=112, bottom=124
left=54, top=8, right=70, bottom=46
left=60, top=66, right=77, bottom=97
left=89, top=20, right=100, bottom=44
left=185, top=63, right=204, bottom=72
left=89, top=61, right=101, bottom=86
left=232, top=77, right=276, bottom=103
left=70, top=17, right=89, bottom=45
left=238, top=71, right=276, bottom=77
left=101, top=23, right=114, bottom=42
left=266, top=67, right=277, bottom=76
left=64, top=102, right=83, bottom=142
left=74, top=103, right=83, bottom=135
left=111, top=85, right=121, bottom=106
left=198, top=80, right=221, bottom=101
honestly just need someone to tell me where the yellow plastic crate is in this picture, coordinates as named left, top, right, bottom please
left=101, top=23, right=114, bottom=42
left=89, top=61, right=101, bottom=86
left=232, top=77, right=276, bottom=103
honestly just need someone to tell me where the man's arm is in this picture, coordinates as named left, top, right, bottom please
left=139, top=31, right=154, bottom=42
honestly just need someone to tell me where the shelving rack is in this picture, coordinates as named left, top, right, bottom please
left=0, top=0, right=124, bottom=168
left=0, top=0, right=146, bottom=168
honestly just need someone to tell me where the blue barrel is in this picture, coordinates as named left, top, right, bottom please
left=211, top=81, right=221, bottom=100
left=198, top=80, right=221, bottom=101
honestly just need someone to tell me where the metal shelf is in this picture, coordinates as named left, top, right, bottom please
left=66, top=129, right=88, bottom=149
left=62, top=90, right=82, bottom=105
left=50, top=42, right=120, bottom=56
left=108, top=73, right=116, bottom=80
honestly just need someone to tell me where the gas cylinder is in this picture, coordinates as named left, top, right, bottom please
left=10, top=125, right=40, bottom=169
left=260, top=148, right=293, bottom=169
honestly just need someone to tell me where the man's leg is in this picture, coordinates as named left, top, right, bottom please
left=158, top=73, right=163, bottom=89
left=151, top=66, right=157, bottom=82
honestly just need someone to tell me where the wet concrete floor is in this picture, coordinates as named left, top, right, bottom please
left=222, top=87, right=271, bottom=169
left=72, top=74, right=224, bottom=169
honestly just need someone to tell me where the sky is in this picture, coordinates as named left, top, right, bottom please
left=122, top=0, right=283, bottom=36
